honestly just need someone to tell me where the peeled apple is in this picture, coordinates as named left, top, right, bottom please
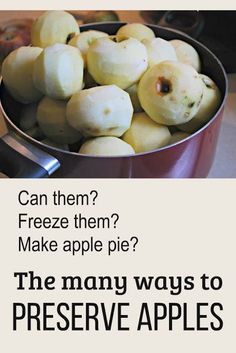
left=138, top=61, right=204, bottom=125
left=42, top=138, right=69, bottom=151
left=19, top=103, right=38, bottom=131
left=2, top=46, right=43, bottom=104
left=66, top=85, right=133, bottom=137
left=31, top=10, right=80, bottom=48
left=178, top=74, right=221, bottom=133
left=33, top=43, right=84, bottom=100
left=168, top=131, right=190, bottom=145
left=125, top=83, right=143, bottom=113
left=87, top=36, right=148, bottom=89
left=122, top=112, right=171, bottom=153
left=143, top=38, right=177, bottom=68
left=68, top=30, right=108, bottom=66
left=116, top=23, right=155, bottom=42
left=79, top=136, right=135, bottom=156
left=37, top=96, right=82, bottom=144
left=170, top=39, right=201, bottom=72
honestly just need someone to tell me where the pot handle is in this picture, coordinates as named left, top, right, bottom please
left=0, top=131, right=60, bottom=178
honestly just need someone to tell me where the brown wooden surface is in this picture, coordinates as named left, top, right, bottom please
left=0, top=10, right=142, bottom=23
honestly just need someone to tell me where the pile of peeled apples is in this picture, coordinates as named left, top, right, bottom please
left=1, top=10, right=221, bottom=156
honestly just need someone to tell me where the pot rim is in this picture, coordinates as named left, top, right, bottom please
left=0, top=21, right=228, bottom=160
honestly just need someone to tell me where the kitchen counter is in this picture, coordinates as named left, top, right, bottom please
left=0, top=11, right=235, bottom=178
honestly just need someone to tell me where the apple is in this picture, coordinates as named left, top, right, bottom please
left=33, top=43, right=84, bottom=100
left=0, top=19, right=32, bottom=63
left=25, top=126, right=45, bottom=140
left=83, top=11, right=119, bottom=24
left=168, top=131, right=190, bottom=145
left=79, top=136, right=135, bottom=156
left=170, top=39, right=201, bottom=72
left=66, top=85, right=133, bottom=137
left=143, top=37, right=177, bottom=68
left=37, top=96, right=82, bottom=144
left=138, top=61, right=203, bottom=125
left=83, top=69, right=97, bottom=89
left=19, top=103, right=38, bottom=131
left=2, top=46, right=43, bottom=104
left=31, top=11, right=79, bottom=48
left=178, top=74, right=221, bottom=133
left=116, top=23, right=155, bottom=42
left=41, top=138, right=69, bottom=151
left=68, top=30, right=108, bottom=67
left=87, top=36, right=148, bottom=89
left=125, top=83, right=143, bottom=113
left=122, top=112, right=171, bottom=153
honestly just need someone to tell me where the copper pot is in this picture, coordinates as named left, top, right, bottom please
left=0, top=22, right=228, bottom=178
